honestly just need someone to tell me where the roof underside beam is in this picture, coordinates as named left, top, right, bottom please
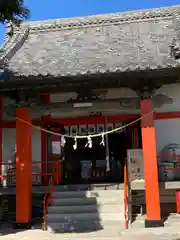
left=1, top=67, right=180, bottom=96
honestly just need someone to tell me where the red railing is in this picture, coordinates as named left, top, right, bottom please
left=43, top=160, right=62, bottom=231
left=124, top=159, right=128, bottom=229
left=0, top=161, right=61, bottom=186
left=157, top=154, right=180, bottom=160
left=0, top=160, right=62, bottom=230
left=124, top=153, right=180, bottom=228
left=157, top=154, right=180, bottom=182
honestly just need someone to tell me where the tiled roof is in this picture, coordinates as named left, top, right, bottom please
left=1, top=5, right=180, bottom=78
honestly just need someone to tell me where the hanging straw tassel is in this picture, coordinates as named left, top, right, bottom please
left=100, top=133, right=105, bottom=146
left=61, top=135, right=66, bottom=147
left=73, top=137, right=77, bottom=150
left=85, top=136, right=92, bottom=148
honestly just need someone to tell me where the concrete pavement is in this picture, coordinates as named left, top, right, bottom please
left=0, top=226, right=180, bottom=240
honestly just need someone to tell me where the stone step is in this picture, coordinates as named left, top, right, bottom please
left=163, top=214, right=180, bottom=226
left=121, top=226, right=180, bottom=236
left=164, top=213, right=180, bottom=219
left=48, top=204, right=124, bottom=214
left=47, top=212, right=124, bottom=222
left=47, top=220, right=125, bottom=233
left=53, top=190, right=124, bottom=199
left=60, top=237, right=121, bottom=240
left=52, top=183, right=123, bottom=192
left=132, top=196, right=176, bottom=204
left=53, top=197, right=124, bottom=206
left=134, top=213, right=180, bottom=220
left=130, top=214, right=180, bottom=228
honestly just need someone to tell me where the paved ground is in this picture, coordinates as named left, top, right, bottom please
left=0, top=226, right=180, bottom=240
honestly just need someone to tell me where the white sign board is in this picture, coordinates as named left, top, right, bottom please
left=52, top=141, right=61, bottom=154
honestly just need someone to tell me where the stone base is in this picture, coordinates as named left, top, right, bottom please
left=13, top=222, right=32, bottom=229
left=145, top=219, right=164, bottom=228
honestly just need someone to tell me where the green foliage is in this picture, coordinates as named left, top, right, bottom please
left=0, top=0, right=30, bottom=24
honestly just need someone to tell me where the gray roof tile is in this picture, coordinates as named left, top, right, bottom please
left=1, top=5, right=180, bottom=78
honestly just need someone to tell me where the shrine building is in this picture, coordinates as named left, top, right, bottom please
left=0, top=5, right=180, bottom=229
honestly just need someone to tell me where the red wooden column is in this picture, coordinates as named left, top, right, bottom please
left=16, top=107, right=32, bottom=228
left=0, top=97, right=2, bottom=184
left=41, top=94, right=51, bottom=184
left=140, top=99, right=163, bottom=227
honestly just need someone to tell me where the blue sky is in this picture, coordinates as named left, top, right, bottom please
left=0, top=0, right=180, bottom=43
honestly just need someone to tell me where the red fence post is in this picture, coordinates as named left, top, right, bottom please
left=176, top=191, right=180, bottom=213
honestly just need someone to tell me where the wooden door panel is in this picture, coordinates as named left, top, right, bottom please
left=126, top=121, right=141, bottom=149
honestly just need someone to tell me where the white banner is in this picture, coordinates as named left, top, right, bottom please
left=52, top=141, right=61, bottom=154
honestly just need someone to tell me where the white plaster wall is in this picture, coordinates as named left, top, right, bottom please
left=49, top=84, right=180, bottom=117
left=32, top=128, right=41, bottom=183
left=2, top=128, right=16, bottom=163
left=50, top=88, right=138, bottom=103
left=155, top=119, right=180, bottom=154
left=3, top=84, right=180, bottom=120
left=155, top=119, right=180, bottom=180
left=155, top=84, right=180, bottom=112
left=49, top=88, right=139, bottom=118
left=2, top=127, right=41, bottom=184
left=153, top=84, right=180, bottom=154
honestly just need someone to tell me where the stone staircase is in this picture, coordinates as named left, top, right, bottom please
left=45, top=186, right=180, bottom=239
left=131, top=213, right=180, bottom=231
left=46, top=188, right=125, bottom=234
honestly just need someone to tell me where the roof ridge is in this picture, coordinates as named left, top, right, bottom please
left=19, top=5, right=180, bottom=31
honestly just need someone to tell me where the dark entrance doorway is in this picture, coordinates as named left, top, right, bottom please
left=63, top=132, right=126, bottom=184
left=46, top=120, right=142, bottom=185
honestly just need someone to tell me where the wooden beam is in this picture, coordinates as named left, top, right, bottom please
left=2, top=111, right=180, bottom=128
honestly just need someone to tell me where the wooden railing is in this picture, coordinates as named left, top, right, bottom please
left=43, top=160, right=61, bottom=231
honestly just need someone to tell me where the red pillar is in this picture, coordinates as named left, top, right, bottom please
left=16, top=107, right=32, bottom=228
left=140, top=99, right=163, bottom=227
left=176, top=191, right=180, bottom=213
left=41, top=94, right=51, bottom=184
left=0, top=97, right=2, bottom=184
